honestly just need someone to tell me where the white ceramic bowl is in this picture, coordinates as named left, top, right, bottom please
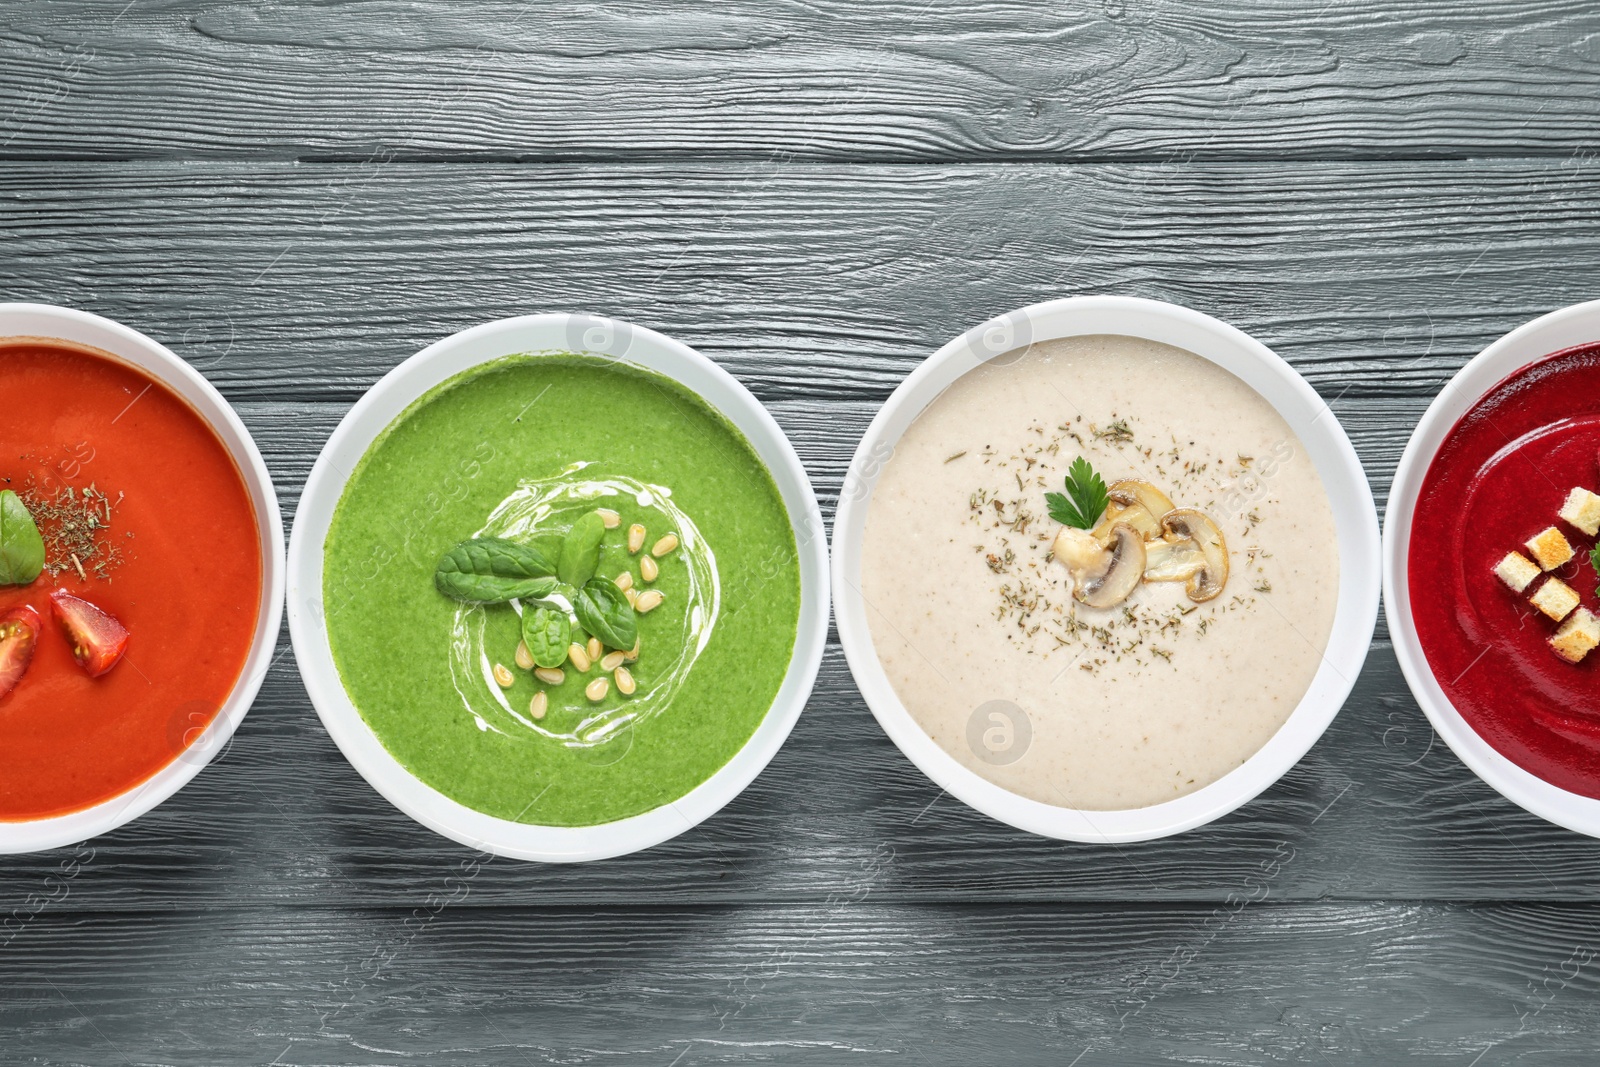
left=833, top=295, right=1380, bottom=842
left=0, top=303, right=285, bottom=854
left=287, top=314, right=828, bottom=862
left=1386, top=299, right=1600, bottom=838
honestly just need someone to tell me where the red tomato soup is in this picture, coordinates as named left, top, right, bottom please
left=0, top=340, right=261, bottom=820
left=1410, top=341, right=1600, bottom=797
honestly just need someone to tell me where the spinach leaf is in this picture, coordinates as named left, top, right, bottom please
left=0, top=490, right=44, bottom=586
left=574, top=578, right=637, bottom=652
left=557, top=512, right=606, bottom=589
left=521, top=605, right=571, bottom=669
left=434, top=536, right=556, bottom=603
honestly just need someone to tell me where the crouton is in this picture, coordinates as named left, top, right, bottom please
left=1531, top=578, right=1581, bottom=621
left=1551, top=608, right=1600, bottom=664
left=1560, top=487, right=1600, bottom=537
left=1495, top=551, right=1541, bottom=593
left=1526, top=526, right=1574, bottom=571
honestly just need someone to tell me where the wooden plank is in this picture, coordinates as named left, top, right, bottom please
left=221, top=397, right=1421, bottom=514
left=2, top=2, right=1599, bottom=162
left=2, top=901, right=1598, bottom=1064
left=0, top=160, right=1592, bottom=409
left=0, top=395, right=1596, bottom=911
left=9, top=6, right=1597, bottom=1053
left=6, top=633, right=1598, bottom=911
left=4, top=165, right=1600, bottom=910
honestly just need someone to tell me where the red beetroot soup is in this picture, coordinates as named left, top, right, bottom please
left=0, top=339, right=261, bottom=820
left=1410, top=341, right=1600, bottom=798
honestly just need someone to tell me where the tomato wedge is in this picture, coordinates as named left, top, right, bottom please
left=0, top=605, right=42, bottom=699
left=48, top=590, right=130, bottom=678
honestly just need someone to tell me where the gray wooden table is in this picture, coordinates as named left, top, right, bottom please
left=4, top=2, right=1600, bottom=1063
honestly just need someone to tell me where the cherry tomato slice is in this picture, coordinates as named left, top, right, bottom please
left=0, top=604, right=42, bottom=699
left=48, top=590, right=130, bottom=678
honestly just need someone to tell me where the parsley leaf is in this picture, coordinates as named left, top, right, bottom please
left=1590, top=543, right=1600, bottom=582
left=1045, top=457, right=1110, bottom=530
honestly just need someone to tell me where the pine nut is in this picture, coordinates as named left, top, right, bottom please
left=625, top=639, right=639, bottom=662
left=492, top=663, right=515, bottom=688
left=587, top=636, right=602, bottom=660
left=635, top=589, right=664, bottom=613
left=627, top=524, right=647, bottom=554
left=529, top=691, right=548, bottom=720
left=652, top=533, right=679, bottom=557
left=596, top=508, right=621, bottom=529
left=614, top=571, right=634, bottom=591
left=614, top=666, right=636, bottom=695
left=567, top=642, right=591, bottom=672
left=640, top=555, right=659, bottom=583
left=514, top=641, right=534, bottom=671
left=585, top=676, right=609, bottom=701
left=534, top=667, right=565, bottom=686
left=625, top=587, right=638, bottom=608
left=600, top=650, right=625, bottom=671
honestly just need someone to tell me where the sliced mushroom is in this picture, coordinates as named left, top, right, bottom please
left=1143, top=539, right=1206, bottom=583
left=1089, top=501, right=1142, bottom=545
left=1110, top=479, right=1176, bottom=525
left=1051, top=526, right=1104, bottom=573
left=1054, top=522, right=1146, bottom=609
left=1159, top=509, right=1229, bottom=602
left=1091, top=480, right=1176, bottom=543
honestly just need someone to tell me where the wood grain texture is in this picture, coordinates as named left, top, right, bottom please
left=4, top=901, right=1600, bottom=1065
left=0, top=396, right=1595, bottom=915
left=7, top=2, right=1600, bottom=1059
left=18, top=637, right=1600, bottom=910
left=1, top=159, right=1593, bottom=412
left=1, top=162, right=1598, bottom=910
left=2, top=1, right=1599, bottom=162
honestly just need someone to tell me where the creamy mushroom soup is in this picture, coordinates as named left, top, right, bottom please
left=860, top=335, right=1339, bottom=810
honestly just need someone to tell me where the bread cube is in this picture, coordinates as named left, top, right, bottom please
left=1495, top=551, right=1541, bottom=593
left=1560, top=487, right=1600, bottom=537
left=1526, top=526, right=1574, bottom=571
left=1531, top=578, right=1581, bottom=622
left=1552, top=608, right=1600, bottom=664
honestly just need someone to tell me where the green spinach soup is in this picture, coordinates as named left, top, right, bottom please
left=323, top=354, right=800, bottom=826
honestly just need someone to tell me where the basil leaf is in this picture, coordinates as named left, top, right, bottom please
left=0, top=491, right=44, bottom=586
left=434, top=536, right=556, bottom=603
left=574, top=578, right=637, bottom=652
left=557, top=512, right=606, bottom=589
left=521, top=605, right=571, bottom=669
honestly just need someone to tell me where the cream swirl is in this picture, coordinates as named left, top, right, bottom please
left=447, top=462, right=719, bottom=748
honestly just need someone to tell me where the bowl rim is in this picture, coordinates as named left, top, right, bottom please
left=286, top=313, right=829, bottom=862
left=832, top=294, right=1381, bottom=843
left=1384, top=298, right=1600, bottom=839
left=0, top=302, right=286, bottom=854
